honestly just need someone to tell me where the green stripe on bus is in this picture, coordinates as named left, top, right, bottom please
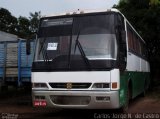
left=119, top=71, right=150, bottom=107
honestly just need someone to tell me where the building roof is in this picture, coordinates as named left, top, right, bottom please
left=0, top=31, right=18, bottom=41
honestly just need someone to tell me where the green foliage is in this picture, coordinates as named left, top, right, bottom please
left=29, top=12, right=41, bottom=33
left=17, top=16, right=31, bottom=38
left=0, top=8, right=18, bottom=34
left=150, top=0, right=160, bottom=6
left=0, top=8, right=41, bottom=39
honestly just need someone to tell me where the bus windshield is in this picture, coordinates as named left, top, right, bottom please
left=34, top=14, right=117, bottom=70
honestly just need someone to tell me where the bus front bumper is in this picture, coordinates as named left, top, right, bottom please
left=32, top=90, right=120, bottom=109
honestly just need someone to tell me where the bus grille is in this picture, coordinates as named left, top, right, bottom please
left=50, top=95, right=91, bottom=105
left=49, top=83, right=91, bottom=89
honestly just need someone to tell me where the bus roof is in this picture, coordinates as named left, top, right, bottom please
left=41, top=8, right=145, bottom=44
left=42, top=8, right=121, bottom=18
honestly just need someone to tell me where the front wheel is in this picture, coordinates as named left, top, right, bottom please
left=120, top=87, right=131, bottom=113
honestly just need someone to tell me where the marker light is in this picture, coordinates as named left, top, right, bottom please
left=112, top=82, right=118, bottom=89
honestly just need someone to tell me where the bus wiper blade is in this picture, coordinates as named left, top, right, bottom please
left=38, top=38, right=46, bottom=55
left=74, top=31, right=91, bottom=70
left=39, top=38, right=49, bottom=62
left=77, top=40, right=91, bottom=69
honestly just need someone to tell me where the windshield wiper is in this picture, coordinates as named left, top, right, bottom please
left=74, top=30, right=91, bottom=70
left=38, top=38, right=50, bottom=62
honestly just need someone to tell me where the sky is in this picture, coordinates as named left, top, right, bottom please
left=0, top=0, right=119, bottom=17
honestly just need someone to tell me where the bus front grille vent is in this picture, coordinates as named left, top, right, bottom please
left=50, top=95, right=91, bottom=105
left=49, top=83, right=91, bottom=89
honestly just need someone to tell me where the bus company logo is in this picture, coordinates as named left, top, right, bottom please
left=66, top=83, right=72, bottom=89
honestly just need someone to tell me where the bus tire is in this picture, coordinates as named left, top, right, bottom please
left=120, top=87, right=130, bottom=113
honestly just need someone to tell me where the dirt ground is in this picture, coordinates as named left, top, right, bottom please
left=128, top=96, right=160, bottom=113
left=0, top=90, right=160, bottom=119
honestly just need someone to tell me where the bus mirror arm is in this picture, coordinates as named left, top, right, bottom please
left=26, top=33, right=37, bottom=55
left=26, top=39, right=31, bottom=55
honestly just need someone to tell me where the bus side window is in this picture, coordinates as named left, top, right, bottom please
left=127, top=25, right=134, bottom=52
left=127, top=30, right=131, bottom=49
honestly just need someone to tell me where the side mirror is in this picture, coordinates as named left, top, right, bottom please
left=26, top=33, right=37, bottom=55
left=26, top=39, right=31, bottom=55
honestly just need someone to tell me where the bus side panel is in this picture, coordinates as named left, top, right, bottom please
left=129, top=72, right=145, bottom=98
left=119, top=70, right=150, bottom=107
left=126, top=52, right=150, bottom=98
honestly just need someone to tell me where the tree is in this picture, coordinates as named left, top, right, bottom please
left=17, top=12, right=41, bottom=38
left=150, top=0, right=160, bottom=6
left=0, top=8, right=41, bottom=39
left=29, top=11, right=41, bottom=33
left=0, top=8, right=18, bottom=34
left=17, top=16, right=31, bottom=38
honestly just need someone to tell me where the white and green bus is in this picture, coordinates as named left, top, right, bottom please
left=31, top=8, right=150, bottom=111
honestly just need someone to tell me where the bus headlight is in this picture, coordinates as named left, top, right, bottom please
left=92, top=83, right=110, bottom=89
left=32, top=83, right=48, bottom=89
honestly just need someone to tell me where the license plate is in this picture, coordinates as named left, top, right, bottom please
left=34, top=100, right=47, bottom=107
